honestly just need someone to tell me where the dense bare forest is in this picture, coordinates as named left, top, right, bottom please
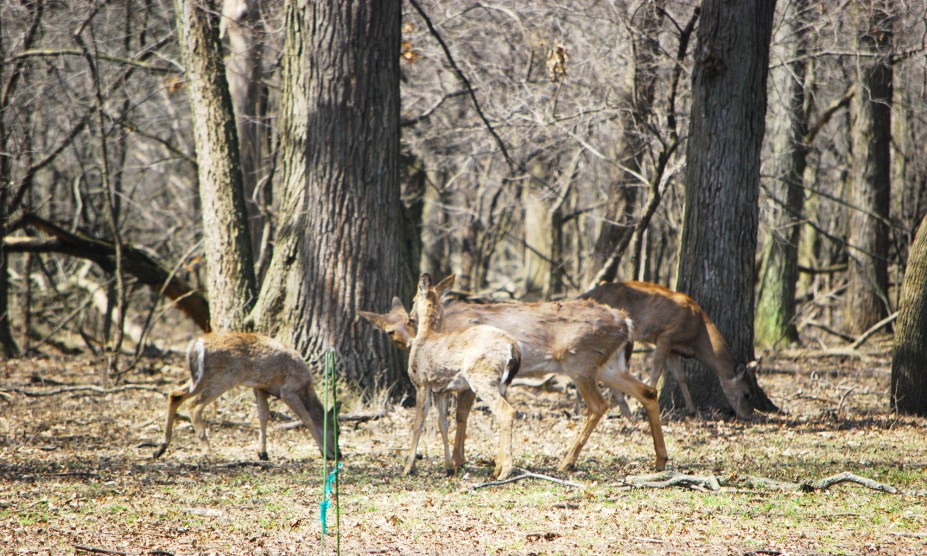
left=1, top=0, right=926, bottom=412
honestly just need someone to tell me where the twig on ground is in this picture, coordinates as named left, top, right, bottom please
left=74, top=546, right=128, bottom=555
left=274, top=408, right=388, bottom=430
left=3, top=384, right=165, bottom=397
left=469, top=469, right=584, bottom=490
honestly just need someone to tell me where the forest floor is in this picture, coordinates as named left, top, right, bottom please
left=1, top=336, right=926, bottom=555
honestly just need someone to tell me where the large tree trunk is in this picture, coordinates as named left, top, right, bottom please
left=845, top=1, right=893, bottom=335
left=755, top=0, right=811, bottom=348
left=251, top=0, right=411, bottom=392
left=174, top=0, right=256, bottom=332
left=666, top=0, right=776, bottom=413
left=891, top=215, right=927, bottom=415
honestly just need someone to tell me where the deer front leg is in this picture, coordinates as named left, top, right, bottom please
left=152, top=386, right=194, bottom=459
left=452, top=388, right=476, bottom=472
left=403, top=385, right=432, bottom=475
left=466, top=373, right=516, bottom=480
left=652, top=341, right=695, bottom=415
left=558, top=375, right=609, bottom=472
left=665, top=353, right=696, bottom=415
left=435, top=392, right=454, bottom=475
left=254, top=389, right=270, bottom=461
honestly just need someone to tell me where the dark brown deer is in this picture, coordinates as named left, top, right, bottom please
left=581, top=280, right=777, bottom=417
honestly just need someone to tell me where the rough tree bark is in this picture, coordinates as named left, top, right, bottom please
left=891, top=215, right=927, bottom=415
left=250, top=0, right=412, bottom=392
left=755, top=0, right=811, bottom=348
left=667, top=0, right=776, bottom=413
left=845, top=1, right=893, bottom=335
left=221, top=0, right=269, bottom=274
left=174, top=0, right=257, bottom=331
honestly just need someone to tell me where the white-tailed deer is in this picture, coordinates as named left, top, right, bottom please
left=580, top=280, right=775, bottom=418
left=152, top=332, right=339, bottom=461
left=360, top=279, right=668, bottom=473
left=406, top=274, right=522, bottom=479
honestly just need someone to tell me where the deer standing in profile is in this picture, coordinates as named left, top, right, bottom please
left=152, top=332, right=339, bottom=461
left=581, top=280, right=777, bottom=418
left=406, top=273, right=522, bottom=479
left=360, top=277, right=668, bottom=473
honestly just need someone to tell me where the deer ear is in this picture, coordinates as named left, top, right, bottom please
left=391, top=296, right=405, bottom=311
left=434, top=274, right=456, bottom=297
left=358, top=311, right=386, bottom=329
left=418, top=273, right=432, bottom=293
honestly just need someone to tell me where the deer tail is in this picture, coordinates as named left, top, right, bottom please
left=501, top=341, right=522, bottom=389
left=186, top=338, right=206, bottom=392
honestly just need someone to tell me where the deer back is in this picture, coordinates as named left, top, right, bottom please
left=440, top=299, right=629, bottom=374
left=191, top=333, right=311, bottom=394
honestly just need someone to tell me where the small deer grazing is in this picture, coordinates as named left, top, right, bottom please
left=152, top=332, right=339, bottom=461
left=581, top=280, right=778, bottom=418
left=360, top=278, right=668, bottom=473
left=406, top=274, right=522, bottom=479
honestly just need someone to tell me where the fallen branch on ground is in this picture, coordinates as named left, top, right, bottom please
left=3, top=384, right=166, bottom=397
left=624, top=471, right=721, bottom=491
left=274, top=408, right=389, bottom=430
left=469, top=469, right=584, bottom=491
left=800, top=471, right=898, bottom=494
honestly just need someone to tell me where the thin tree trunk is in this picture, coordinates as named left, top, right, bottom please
left=891, top=214, right=927, bottom=415
left=590, top=0, right=662, bottom=281
left=222, top=0, right=268, bottom=274
left=251, top=0, right=411, bottom=392
left=174, top=0, right=256, bottom=331
left=755, top=0, right=811, bottom=348
left=667, top=0, right=776, bottom=412
left=845, top=1, right=893, bottom=335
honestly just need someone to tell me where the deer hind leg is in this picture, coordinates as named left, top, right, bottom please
left=466, top=372, right=516, bottom=480
left=186, top=386, right=227, bottom=459
left=152, top=385, right=196, bottom=459
left=559, top=375, right=609, bottom=472
left=403, top=385, right=432, bottom=475
left=279, top=382, right=338, bottom=460
left=598, top=363, right=668, bottom=471
left=452, top=388, right=476, bottom=473
left=254, top=389, right=271, bottom=461
left=610, top=348, right=633, bottom=418
left=435, top=392, right=454, bottom=475
left=666, top=353, right=696, bottom=415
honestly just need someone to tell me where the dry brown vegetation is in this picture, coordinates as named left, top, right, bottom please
left=1, top=340, right=926, bottom=555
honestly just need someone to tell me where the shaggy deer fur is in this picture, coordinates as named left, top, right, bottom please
left=406, top=274, right=522, bottom=479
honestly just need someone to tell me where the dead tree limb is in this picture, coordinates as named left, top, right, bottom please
left=3, top=384, right=166, bottom=397
left=469, top=469, right=585, bottom=490
left=6, top=213, right=210, bottom=331
left=625, top=471, right=721, bottom=491
left=800, top=472, right=898, bottom=494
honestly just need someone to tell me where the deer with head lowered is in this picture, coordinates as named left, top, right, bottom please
left=152, top=332, right=339, bottom=461
left=360, top=276, right=668, bottom=473
left=580, top=280, right=778, bottom=417
left=406, top=273, right=522, bottom=479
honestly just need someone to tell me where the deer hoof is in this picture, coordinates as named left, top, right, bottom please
left=258, top=451, right=268, bottom=461
left=152, top=446, right=166, bottom=459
